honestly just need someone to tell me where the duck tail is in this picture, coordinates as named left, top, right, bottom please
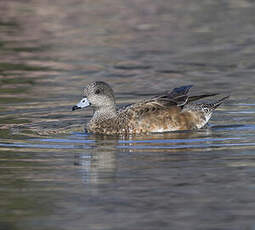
left=213, top=95, right=230, bottom=108
left=206, top=95, right=230, bottom=110
left=188, top=93, right=219, bottom=103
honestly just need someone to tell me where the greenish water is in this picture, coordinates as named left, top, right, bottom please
left=1, top=1, right=255, bottom=230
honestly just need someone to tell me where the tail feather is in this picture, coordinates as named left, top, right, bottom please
left=188, top=93, right=219, bottom=103
left=206, top=95, right=230, bottom=110
left=211, top=95, right=230, bottom=109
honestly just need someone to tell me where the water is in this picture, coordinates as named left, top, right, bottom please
left=1, top=0, right=255, bottom=229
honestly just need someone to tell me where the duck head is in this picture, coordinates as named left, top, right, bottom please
left=72, top=81, right=116, bottom=112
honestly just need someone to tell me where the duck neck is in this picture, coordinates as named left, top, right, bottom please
left=92, top=105, right=117, bottom=122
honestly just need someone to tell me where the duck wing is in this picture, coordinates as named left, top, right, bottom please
left=145, top=85, right=193, bottom=107
left=160, top=85, right=219, bottom=106
left=121, top=85, right=219, bottom=117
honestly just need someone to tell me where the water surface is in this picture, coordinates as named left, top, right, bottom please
left=1, top=1, right=255, bottom=229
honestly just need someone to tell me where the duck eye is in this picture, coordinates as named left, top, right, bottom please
left=95, top=89, right=101, bottom=94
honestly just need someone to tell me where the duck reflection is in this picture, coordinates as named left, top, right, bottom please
left=118, top=129, right=212, bottom=153
left=74, top=135, right=118, bottom=185
left=73, top=128, right=220, bottom=185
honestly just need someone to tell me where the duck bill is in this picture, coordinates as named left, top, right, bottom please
left=72, top=97, right=90, bottom=111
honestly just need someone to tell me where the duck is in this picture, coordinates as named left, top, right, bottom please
left=72, top=81, right=229, bottom=135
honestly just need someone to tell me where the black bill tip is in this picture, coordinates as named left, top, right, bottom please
left=72, top=105, right=81, bottom=111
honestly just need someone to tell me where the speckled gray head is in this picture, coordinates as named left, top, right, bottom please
left=72, top=81, right=116, bottom=111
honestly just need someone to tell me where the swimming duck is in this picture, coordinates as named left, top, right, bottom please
left=72, top=81, right=228, bottom=135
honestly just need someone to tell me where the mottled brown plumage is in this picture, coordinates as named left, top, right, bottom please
left=72, top=81, right=229, bottom=135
